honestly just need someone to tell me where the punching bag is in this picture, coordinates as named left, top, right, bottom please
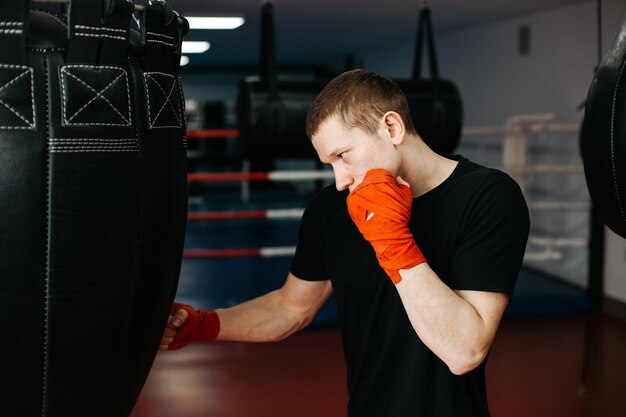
left=238, top=1, right=322, bottom=161
left=580, top=15, right=626, bottom=238
left=398, top=6, right=463, bottom=156
left=0, top=1, right=189, bottom=416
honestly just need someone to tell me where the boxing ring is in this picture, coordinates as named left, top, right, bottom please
left=177, top=113, right=595, bottom=323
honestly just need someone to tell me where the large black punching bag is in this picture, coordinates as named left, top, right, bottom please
left=0, top=1, right=188, bottom=416
left=580, top=15, right=626, bottom=238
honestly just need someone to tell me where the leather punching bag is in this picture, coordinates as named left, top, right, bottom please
left=580, top=15, right=626, bottom=238
left=400, top=6, right=463, bottom=156
left=0, top=1, right=189, bottom=416
left=238, top=2, right=323, bottom=161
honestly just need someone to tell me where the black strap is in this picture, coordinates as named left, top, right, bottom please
left=0, top=0, right=29, bottom=64
left=141, top=1, right=182, bottom=74
left=260, top=1, right=279, bottom=102
left=99, top=1, right=133, bottom=65
left=258, top=1, right=281, bottom=145
left=67, top=0, right=132, bottom=65
left=412, top=7, right=440, bottom=81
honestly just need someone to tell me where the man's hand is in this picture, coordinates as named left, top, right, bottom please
left=159, top=303, right=220, bottom=351
left=159, top=305, right=189, bottom=350
left=346, top=168, right=426, bottom=283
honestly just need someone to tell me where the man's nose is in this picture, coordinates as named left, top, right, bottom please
left=333, top=165, right=353, bottom=192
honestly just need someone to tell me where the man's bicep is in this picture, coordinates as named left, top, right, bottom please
left=280, top=272, right=333, bottom=318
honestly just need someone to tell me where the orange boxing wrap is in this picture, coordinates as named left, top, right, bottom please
left=168, top=302, right=220, bottom=350
left=346, top=168, right=426, bottom=284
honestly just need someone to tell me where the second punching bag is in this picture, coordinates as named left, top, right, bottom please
left=0, top=1, right=189, bottom=416
left=580, top=15, right=626, bottom=238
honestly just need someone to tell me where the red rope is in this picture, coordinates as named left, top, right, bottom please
left=186, top=129, right=239, bottom=139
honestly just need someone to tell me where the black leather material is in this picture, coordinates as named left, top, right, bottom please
left=0, top=1, right=188, bottom=416
left=580, top=16, right=626, bottom=238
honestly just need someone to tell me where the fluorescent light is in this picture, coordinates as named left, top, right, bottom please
left=187, top=16, right=245, bottom=30
left=182, top=41, right=210, bottom=54
left=180, top=56, right=190, bottom=66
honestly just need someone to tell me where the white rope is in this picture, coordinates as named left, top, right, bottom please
left=268, top=170, right=334, bottom=181
left=259, top=246, right=296, bottom=257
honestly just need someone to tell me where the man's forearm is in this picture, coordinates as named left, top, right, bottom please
left=215, top=289, right=312, bottom=342
left=395, top=263, right=506, bottom=375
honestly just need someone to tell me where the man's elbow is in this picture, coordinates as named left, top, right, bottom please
left=447, top=346, right=489, bottom=376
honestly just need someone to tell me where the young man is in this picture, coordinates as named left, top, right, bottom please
left=161, top=69, right=530, bottom=417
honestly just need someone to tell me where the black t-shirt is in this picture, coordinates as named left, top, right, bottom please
left=290, top=156, right=530, bottom=417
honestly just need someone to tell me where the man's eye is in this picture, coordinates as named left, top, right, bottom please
left=339, top=152, right=346, bottom=159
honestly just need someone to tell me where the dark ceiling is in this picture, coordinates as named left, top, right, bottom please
left=169, top=0, right=587, bottom=71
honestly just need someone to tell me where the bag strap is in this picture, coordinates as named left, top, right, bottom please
left=259, top=1, right=280, bottom=144
left=260, top=1, right=279, bottom=102
left=67, top=0, right=133, bottom=65
left=412, top=7, right=440, bottom=81
left=0, top=0, right=29, bottom=64
left=140, top=1, right=184, bottom=74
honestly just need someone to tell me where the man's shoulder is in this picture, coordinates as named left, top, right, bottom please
left=306, top=185, right=348, bottom=212
left=455, top=156, right=521, bottom=194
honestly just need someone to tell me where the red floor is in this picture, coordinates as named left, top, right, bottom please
left=131, top=313, right=626, bottom=417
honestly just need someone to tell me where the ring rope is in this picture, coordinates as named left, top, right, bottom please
left=188, top=208, right=304, bottom=221
left=183, top=246, right=296, bottom=258
left=188, top=170, right=334, bottom=183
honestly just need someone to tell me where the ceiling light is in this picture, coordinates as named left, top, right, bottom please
left=182, top=41, right=210, bottom=54
left=180, top=56, right=190, bottom=66
left=186, top=16, right=245, bottom=30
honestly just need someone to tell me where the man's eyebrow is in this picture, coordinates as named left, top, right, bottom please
left=318, top=148, right=337, bottom=164
left=328, top=147, right=346, bottom=157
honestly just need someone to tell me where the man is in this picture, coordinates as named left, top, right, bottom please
left=161, top=69, right=530, bottom=417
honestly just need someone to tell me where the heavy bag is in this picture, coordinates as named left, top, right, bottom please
left=237, top=77, right=326, bottom=160
left=397, top=79, right=463, bottom=156
left=397, top=7, right=463, bottom=156
left=237, top=2, right=323, bottom=160
left=580, top=16, right=626, bottom=238
left=0, top=1, right=189, bottom=416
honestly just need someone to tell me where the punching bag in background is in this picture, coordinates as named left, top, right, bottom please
left=238, top=1, right=323, bottom=161
left=396, top=6, right=463, bottom=156
left=237, top=2, right=463, bottom=162
left=580, top=15, right=626, bottom=238
left=0, top=1, right=189, bottom=416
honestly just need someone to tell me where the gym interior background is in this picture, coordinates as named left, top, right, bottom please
left=129, top=1, right=626, bottom=416
left=144, top=0, right=626, bottom=416
left=8, top=0, right=624, bottom=416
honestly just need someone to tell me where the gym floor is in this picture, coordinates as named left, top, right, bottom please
left=131, top=313, right=625, bottom=417
left=127, top=185, right=625, bottom=417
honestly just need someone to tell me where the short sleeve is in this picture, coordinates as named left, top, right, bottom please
left=447, top=177, right=530, bottom=298
left=290, top=200, right=329, bottom=281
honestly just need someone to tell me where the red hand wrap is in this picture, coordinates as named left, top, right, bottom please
left=346, top=168, right=426, bottom=284
left=168, top=302, right=220, bottom=350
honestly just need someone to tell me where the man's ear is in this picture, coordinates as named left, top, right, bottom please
left=382, top=111, right=405, bottom=145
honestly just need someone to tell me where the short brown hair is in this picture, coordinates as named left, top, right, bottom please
left=305, top=69, right=418, bottom=139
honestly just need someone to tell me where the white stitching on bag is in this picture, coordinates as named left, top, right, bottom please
left=0, top=64, right=36, bottom=130
left=60, top=65, right=131, bottom=127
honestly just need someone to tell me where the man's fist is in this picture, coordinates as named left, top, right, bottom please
left=159, top=303, right=220, bottom=351
left=346, top=168, right=426, bottom=283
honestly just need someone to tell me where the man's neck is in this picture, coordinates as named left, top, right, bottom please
left=400, top=139, right=458, bottom=198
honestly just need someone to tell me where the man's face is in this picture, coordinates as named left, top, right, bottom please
left=312, top=115, right=397, bottom=193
